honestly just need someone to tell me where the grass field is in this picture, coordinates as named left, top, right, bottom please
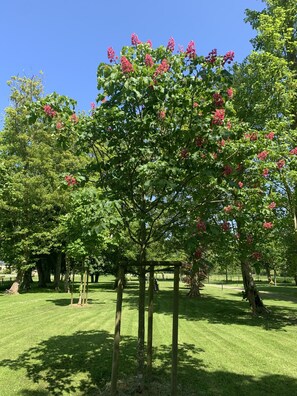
left=0, top=277, right=296, bottom=395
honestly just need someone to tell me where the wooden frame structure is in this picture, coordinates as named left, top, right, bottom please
left=110, top=261, right=183, bottom=395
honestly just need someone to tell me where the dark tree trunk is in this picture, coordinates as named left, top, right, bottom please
left=54, top=252, right=62, bottom=290
left=264, top=262, right=272, bottom=284
left=21, top=268, right=33, bottom=291
left=241, top=260, right=269, bottom=315
left=37, top=258, right=47, bottom=287
left=294, top=273, right=297, bottom=286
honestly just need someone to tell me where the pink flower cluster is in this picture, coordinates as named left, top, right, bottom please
left=121, top=56, right=134, bottom=73
left=277, top=159, right=285, bottom=169
left=263, top=168, right=269, bottom=177
left=263, top=222, right=273, bottom=229
left=180, top=148, right=189, bottom=159
left=70, top=113, right=79, bottom=123
left=223, top=165, right=233, bottom=176
left=186, top=41, right=196, bottom=58
left=223, top=51, right=235, bottom=65
left=196, top=219, right=206, bottom=233
left=213, top=93, right=224, bottom=107
left=238, top=181, right=244, bottom=188
left=252, top=251, right=262, bottom=260
left=212, top=109, right=225, bottom=125
left=145, top=54, right=154, bottom=67
left=131, top=33, right=141, bottom=46
left=221, top=221, right=230, bottom=232
left=107, top=47, right=115, bottom=62
left=227, top=87, right=233, bottom=99
left=43, top=105, right=56, bottom=117
left=265, top=131, right=275, bottom=140
left=147, top=39, right=152, bottom=47
left=56, top=121, right=63, bottom=130
left=224, top=205, right=232, bottom=213
left=167, top=37, right=175, bottom=52
left=158, top=110, right=166, bottom=120
left=257, top=150, right=269, bottom=161
left=153, top=59, right=170, bottom=78
left=289, top=147, right=297, bottom=155
left=205, top=49, right=217, bottom=64
left=65, top=175, right=77, bottom=186
left=268, top=202, right=276, bottom=209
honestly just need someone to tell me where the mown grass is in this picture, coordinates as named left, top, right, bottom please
left=0, top=277, right=296, bottom=395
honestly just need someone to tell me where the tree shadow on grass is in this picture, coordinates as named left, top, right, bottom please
left=1, top=329, right=296, bottom=395
left=121, top=285, right=297, bottom=331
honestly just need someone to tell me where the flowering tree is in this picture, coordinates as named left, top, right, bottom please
left=79, top=33, right=237, bottom=377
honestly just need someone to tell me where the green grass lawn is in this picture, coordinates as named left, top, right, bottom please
left=0, top=277, right=296, bottom=395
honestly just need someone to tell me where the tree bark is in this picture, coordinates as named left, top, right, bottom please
left=54, top=252, right=62, bottom=290
left=241, top=260, right=269, bottom=315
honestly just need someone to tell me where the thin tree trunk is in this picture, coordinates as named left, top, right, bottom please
left=64, top=255, right=70, bottom=293
left=111, top=266, right=124, bottom=396
left=241, top=260, right=269, bottom=315
left=147, top=265, right=154, bottom=376
left=137, top=265, right=146, bottom=385
left=54, top=253, right=62, bottom=290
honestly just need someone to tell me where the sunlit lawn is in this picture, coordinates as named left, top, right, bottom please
left=0, top=276, right=296, bottom=395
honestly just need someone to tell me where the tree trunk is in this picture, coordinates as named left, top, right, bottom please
left=36, top=259, right=47, bottom=287
left=241, top=260, right=269, bottom=315
left=64, top=255, right=70, bottom=293
left=6, top=270, right=23, bottom=294
left=54, top=252, right=62, bottom=290
left=21, top=268, right=33, bottom=291
left=294, top=273, right=297, bottom=286
left=137, top=265, right=146, bottom=386
left=264, top=262, right=272, bottom=284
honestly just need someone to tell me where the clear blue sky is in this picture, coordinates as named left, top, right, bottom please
left=0, top=0, right=263, bottom=126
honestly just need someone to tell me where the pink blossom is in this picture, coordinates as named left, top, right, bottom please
left=224, top=205, right=232, bottom=213
left=212, top=109, right=225, bottom=125
left=180, top=148, right=189, bottom=159
left=223, top=165, right=233, bottom=176
left=107, top=47, right=115, bottom=62
left=205, top=48, right=217, bottom=64
left=257, top=150, right=269, bottom=161
left=70, top=113, right=79, bottom=123
left=153, top=59, right=170, bottom=78
left=289, top=147, right=297, bottom=155
left=167, top=37, right=175, bottom=52
left=196, top=219, right=206, bottom=233
left=252, top=251, right=262, bottom=260
left=131, top=33, right=141, bottom=46
left=158, top=110, right=166, bottom=120
left=43, top=104, right=56, bottom=117
left=220, top=139, right=225, bottom=147
left=227, top=87, right=233, bottom=99
left=268, top=202, right=276, bottom=209
left=223, top=51, right=235, bottom=65
left=146, top=39, right=152, bottom=47
left=263, top=222, right=273, bottom=229
left=91, top=102, right=96, bottom=109
left=195, top=137, right=204, bottom=147
left=238, top=181, right=244, bottom=188
left=227, top=120, right=232, bottom=130
left=263, top=168, right=269, bottom=177
left=194, top=248, right=203, bottom=259
left=56, top=121, right=63, bottom=130
left=265, top=131, right=275, bottom=140
left=121, top=56, right=134, bottom=73
left=221, top=221, right=230, bottom=232
left=193, top=102, right=199, bottom=108
left=277, top=159, right=285, bottom=169
left=145, top=54, right=154, bottom=67
left=213, top=93, right=224, bottom=107
left=186, top=40, right=196, bottom=58
left=65, top=175, right=77, bottom=186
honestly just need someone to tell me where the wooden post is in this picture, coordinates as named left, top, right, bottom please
left=171, top=264, right=180, bottom=396
left=147, top=264, right=154, bottom=376
left=111, top=266, right=124, bottom=395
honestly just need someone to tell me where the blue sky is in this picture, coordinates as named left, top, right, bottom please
left=0, top=0, right=263, bottom=126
